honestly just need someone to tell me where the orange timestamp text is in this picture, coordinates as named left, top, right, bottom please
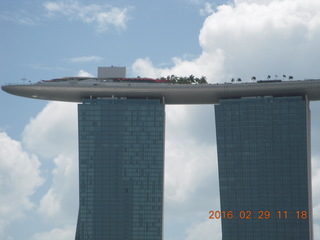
left=208, top=210, right=308, bottom=220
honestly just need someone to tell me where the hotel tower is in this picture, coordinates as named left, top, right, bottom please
left=2, top=67, right=318, bottom=239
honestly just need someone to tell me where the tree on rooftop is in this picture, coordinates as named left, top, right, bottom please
left=166, top=75, right=207, bottom=84
left=189, top=75, right=195, bottom=83
left=198, top=76, right=207, bottom=84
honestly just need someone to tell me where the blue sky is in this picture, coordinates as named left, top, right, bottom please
left=1, top=0, right=320, bottom=239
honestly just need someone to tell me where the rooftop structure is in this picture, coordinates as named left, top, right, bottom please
left=97, top=66, right=126, bottom=78
left=3, top=78, right=320, bottom=104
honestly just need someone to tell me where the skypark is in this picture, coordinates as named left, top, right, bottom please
left=2, top=78, right=320, bottom=104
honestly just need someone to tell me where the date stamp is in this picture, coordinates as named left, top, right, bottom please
left=208, top=210, right=308, bottom=220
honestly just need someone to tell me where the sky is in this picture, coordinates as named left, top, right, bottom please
left=1, top=0, right=320, bottom=239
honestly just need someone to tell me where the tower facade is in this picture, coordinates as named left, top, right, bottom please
left=215, top=96, right=313, bottom=240
left=75, top=98, right=165, bottom=240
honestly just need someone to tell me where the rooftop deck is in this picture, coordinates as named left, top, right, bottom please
left=2, top=80, right=320, bottom=104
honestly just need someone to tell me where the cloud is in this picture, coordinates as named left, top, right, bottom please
left=164, top=106, right=218, bottom=203
left=163, top=105, right=221, bottom=238
left=38, top=154, right=78, bottom=223
left=200, top=0, right=320, bottom=79
left=22, top=102, right=79, bottom=219
left=235, top=0, right=279, bottom=4
left=0, top=9, right=37, bottom=26
left=0, top=1, right=130, bottom=32
left=32, top=226, right=75, bottom=240
left=132, top=51, right=226, bottom=82
left=28, top=64, right=67, bottom=72
left=0, top=132, right=43, bottom=238
left=43, top=0, right=131, bottom=32
left=312, top=156, right=320, bottom=230
left=186, top=220, right=221, bottom=240
left=133, top=0, right=320, bottom=82
left=76, top=70, right=94, bottom=77
left=199, top=2, right=216, bottom=16
left=21, top=102, right=79, bottom=237
left=67, top=56, right=103, bottom=63
left=22, top=102, right=78, bottom=159
left=165, top=138, right=217, bottom=202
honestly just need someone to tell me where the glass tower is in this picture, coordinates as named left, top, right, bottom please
left=75, top=98, right=165, bottom=240
left=215, top=96, right=313, bottom=240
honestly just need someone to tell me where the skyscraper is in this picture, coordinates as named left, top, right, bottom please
left=2, top=70, right=319, bottom=239
left=76, top=98, right=165, bottom=239
left=215, top=96, right=313, bottom=240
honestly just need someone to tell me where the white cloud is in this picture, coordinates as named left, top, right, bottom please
left=20, top=102, right=79, bottom=237
left=165, top=138, right=217, bottom=202
left=67, top=56, right=103, bottom=63
left=44, top=2, right=63, bottom=12
left=200, top=0, right=320, bottom=79
left=133, top=0, right=320, bottom=82
left=315, top=224, right=320, bottom=240
left=32, top=225, right=75, bottom=240
left=22, top=102, right=77, bottom=159
left=22, top=102, right=79, bottom=223
left=165, top=122, right=220, bottom=238
left=312, top=156, right=320, bottom=224
left=164, top=105, right=218, bottom=204
left=0, top=0, right=130, bottom=31
left=0, top=132, right=43, bottom=238
left=29, top=64, right=67, bottom=72
left=132, top=50, right=226, bottom=82
left=77, top=70, right=94, bottom=77
left=186, top=220, right=221, bottom=240
left=235, top=0, right=280, bottom=4
left=38, top=154, right=78, bottom=222
left=0, top=9, right=36, bottom=26
left=163, top=105, right=221, bottom=238
left=200, top=2, right=216, bottom=16
left=43, top=0, right=131, bottom=32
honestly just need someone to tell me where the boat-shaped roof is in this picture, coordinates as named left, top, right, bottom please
left=3, top=79, right=320, bottom=104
